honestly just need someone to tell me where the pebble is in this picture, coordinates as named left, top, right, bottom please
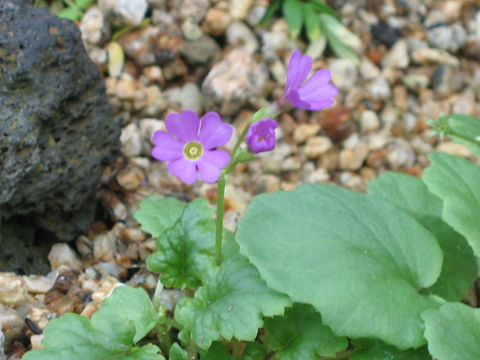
left=260, top=20, right=290, bottom=61
left=226, top=21, right=259, bottom=54
left=139, top=118, right=165, bottom=145
left=93, top=232, right=118, bottom=259
left=181, top=35, right=221, bottom=65
left=381, top=40, right=409, bottom=69
left=339, top=144, right=369, bottom=171
left=80, top=6, right=110, bottom=46
left=99, top=0, right=148, bottom=26
left=360, top=110, right=380, bottom=132
left=246, top=4, right=267, bottom=27
left=330, top=59, right=358, bottom=91
left=180, top=82, right=204, bottom=113
left=48, top=244, right=82, bottom=272
left=436, top=142, right=472, bottom=158
left=25, top=308, right=57, bottom=333
left=432, top=65, right=464, bottom=98
left=306, top=168, right=330, bottom=183
left=402, top=74, right=430, bottom=92
left=386, top=139, right=416, bottom=170
left=202, top=7, right=232, bottom=36
left=22, top=276, right=54, bottom=295
left=230, top=0, right=253, bottom=20
left=116, top=166, right=145, bottom=192
left=0, top=273, right=28, bottom=307
left=121, top=123, right=143, bottom=157
left=0, top=305, right=23, bottom=347
left=359, top=59, right=380, bottom=80
left=76, top=236, right=94, bottom=258
left=181, top=18, right=203, bottom=41
left=91, top=277, right=121, bottom=304
left=427, top=24, right=467, bottom=53
left=368, top=77, right=391, bottom=101
left=304, top=137, right=333, bottom=159
left=202, top=49, right=268, bottom=116
left=293, top=123, right=320, bottom=144
left=412, top=47, right=460, bottom=66
left=179, top=0, right=210, bottom=23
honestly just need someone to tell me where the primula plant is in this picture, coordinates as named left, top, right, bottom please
left=22, top=50, right=480, bottom=360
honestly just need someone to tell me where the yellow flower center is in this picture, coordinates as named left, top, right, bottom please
left=183, top=141, right=203, bottom=160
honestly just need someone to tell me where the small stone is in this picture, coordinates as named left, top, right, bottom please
left=47, top=295, right=78, bottom=315
left=30, top=334, right=44, bottom=350
left=387, top=139, right=416, bottom=170
left=0, top=305, right=23, bottom=347
left=133, top=85, right=169, bottom=117
left=401, top=74, right=430, bottom=92
left=339, top=144, right=369, bottom=171
left=436, top=142, right=472, bottom=158
left=359, top=59, right=380, bottom=80
left=25, top=308, right=57, bottom=333
left=121, top=123, right=143, bottom=157
left=330, top=59, right=358, bottom=91
left=181, top=18, right=203, bottom=41
left=116, top=166, right=145, bottom=192
left=23, top=275, right=54, bottom=294
left=432, top=65, right=464, bottom=98
left=80, top=6, right=110, bottom=45
left=91, top=277, right=121, bottom=303
left=159, top=289, right=186, bottom=312
left=427, top=24, right=467, bottom=53
left=93, top=232, right=118, bottom=259
left=75, top=235, right=94, bottom=258
left=304, top=137, right=333, bottom=159
left=202, top=7, right=232, bottom=36
left=254, top=175, right=281, bottom=194
left=226, top=21, right=259, bottom=54
left=382, top=39, right=409, bottom=69
left=412, top=47, right=460, bottom=66
left=369, top=77, right=391, bottom=101
left=179, top=0, right=210, bottom=23
left=282, top=156, right=302, bottom=172
left=293, top=123, right=320, bottom=144
left=393, top=85, right=408, bottom=110
left=181, top=35, right=220, bottom=65
left=230, top=0, right=253, bottom=20
left=121, top=228, right=146, bottom=243
left=48, top=244, right=82, bottom=272
left=180, top=82, right=203, bottom=114
left=99, top=0, right=148, bottom=26
left=246, top=5, right=267, bottom=27
left=360, top=110, right=380, bottom=132
left=94, top=262, right=124, bottom=279
left=306, top=168, right=330, bottom=183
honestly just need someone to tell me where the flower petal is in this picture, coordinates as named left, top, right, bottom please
left=297, top=83, right=339, bottom=103
left=285, top=49, right=313, bottom=94
left=165, top=110, right=200, bottom=142
left=197, top=150, right=230, bottom=182
left=168, top=158, right=198, bottom=184
left=299, top=69, right=337, bottom=97
left=198, top=112, right=233, bottom=149
left=151, top=131, right=183, bottom=161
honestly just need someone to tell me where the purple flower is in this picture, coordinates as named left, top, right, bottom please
left=245, top=119, right=279, bottom=154
left=152, top=110, right=233, bottom=184
left=284, top=49, right=338, bottom=111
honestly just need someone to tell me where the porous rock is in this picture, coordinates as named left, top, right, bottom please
left=0, top=0, right=120, bottom=272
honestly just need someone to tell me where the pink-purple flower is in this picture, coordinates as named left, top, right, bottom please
left=283, top=49, right=338, bottom=111
left=245, top=119, right=279, bottom=154
left=152, top=110, right=233, bottom=184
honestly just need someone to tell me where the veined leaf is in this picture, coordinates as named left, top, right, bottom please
left=368, top=172, right=477, bottom=301
left=282, top=0, right=304, bottom=38
left=22, top=287, right=163, bottom=360
left=201, top=342, right=234, bottom=360
left=169, top=343, right=187, bottom=360
left=444, top=114, right=480, bottom=158
left=422, top=302, right=480, bottom=360
left=423, top=152, right=480, bottom=256
left=351, top=339, right=431, bottom=360
left=175, top=252, right=291, bottom=349
left=264, top=303, right=348, bottom=360
left=134, top=195, right=185, bottom=239
left=236, top=184, right=443, bottom=349
left=146, top=199, right=216, bottom=289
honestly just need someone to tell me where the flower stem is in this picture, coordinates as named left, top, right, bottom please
left=215, top=173, right=226, bottom=266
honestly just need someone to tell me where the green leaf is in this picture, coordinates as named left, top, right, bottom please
left=282, top=0, right=304, bottom=38
left=57, top=6, right=82, bottom=21
left=22, top=287, right=163, bottom=360
left=423, top=152, right=480, bottom=256
left=169, top=343, right=187, bottom=360
left=175, top=252, right=291, bottom=349
left=444, top=114, right=480, bottom=158
left=422, top=302, right=480, bottom=360
left=236, top=184, right=443, bottom=349
left=201, top=342, right=234, bottom=360
left=304, top=5, right=323, bottom=42
left=351, top=339, right=431, bottom=360
left=134, top=195, right=185, bottom=239
left=75, top=0, right=95, bottom=9
left=320, top=13, right=360, bottom=65
left=241, top=342, right=267, bottom=360
left=146, top=199, right=216, bottom=289
left=260, top=0, right=281, bottom=25
left=264, top=303, right=348, bottom=360
left=309, top=0, right=340, bottom=20
left=368, top=172, right=477, bottom=301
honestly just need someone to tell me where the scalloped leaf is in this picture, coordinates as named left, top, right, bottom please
left=134, top=195, right=185, bottom=239
left=350, top=339, right=431, bottom=360
left=169, top=343, right=187, bottom=360
left=423, top=152, right=480, bottom=256
left=175, top=252, right=291, bottom=349
left=368, top=172, right=477, bottom=301
left=201, top=342, right=234, bottom=360
left=236, top=184, right=443, bottom=349
left=422, top=302, right=480, bottom=360
left=22, top=286, right=163, bottom=360
left=282, top=0, right=304, bottom=38
left=146, top=198, right=216, bottom=289
left=264, top=303, right=348, bottom=360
